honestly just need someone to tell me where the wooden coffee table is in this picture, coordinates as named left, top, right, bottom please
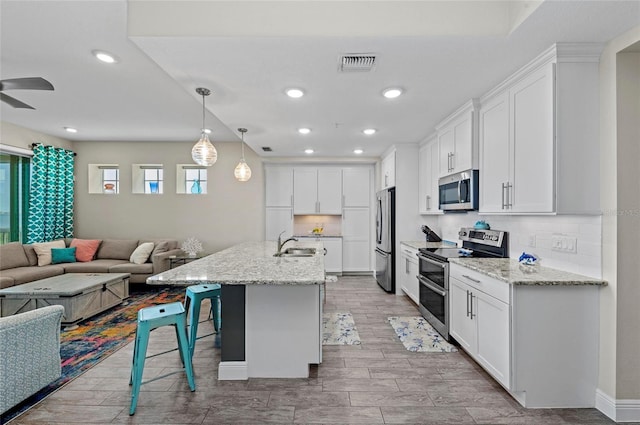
left=0, top=273, right=130, bottom=325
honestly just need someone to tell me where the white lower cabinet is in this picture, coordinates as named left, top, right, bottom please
left=399, top=244, right=419, bottom=304
left=449, top=262, right=601, bottom=408
left=449, top=272, right=510, bottom=388
left=342, top=208, right=370, bottom=272
left=321, top=238, right=343, bottom=274
left=297, top=237, right=342, bottom=274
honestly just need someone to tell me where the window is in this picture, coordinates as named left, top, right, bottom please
left=132, top=164, right=163, bottom=194
left=102, top=167, right=119, bottom=194
left=176, top=164, right=207, bottom=194
left=88, top=164, right=120, bottom=194
left=0, top=152, right=31, bottom=244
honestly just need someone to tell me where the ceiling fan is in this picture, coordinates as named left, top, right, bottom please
left=0, top=77, right=54, bottom=109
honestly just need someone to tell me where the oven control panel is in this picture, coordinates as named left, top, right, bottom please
left=458, top=228, right=506, bottom=247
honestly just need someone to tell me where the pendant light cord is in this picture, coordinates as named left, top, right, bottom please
left=201, top=92, right=206, bottom=134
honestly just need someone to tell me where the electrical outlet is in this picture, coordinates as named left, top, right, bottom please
left=551, top=235, right=577, bottom=254
left=528, top=235, right=536, bottom=247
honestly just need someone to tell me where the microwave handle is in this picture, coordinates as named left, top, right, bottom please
left=457, top=179, right=462, bottom=203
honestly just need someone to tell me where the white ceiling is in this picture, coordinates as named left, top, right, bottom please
left=1, top=1, right=639, bottom=159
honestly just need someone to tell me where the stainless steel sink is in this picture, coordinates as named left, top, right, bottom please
left=274, top=247, right=317, bottom=257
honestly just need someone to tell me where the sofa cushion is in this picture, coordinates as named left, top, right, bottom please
left=109, top=262, right=153, bottom=274
left=31, top=240, right=66, bottom=266
left=130, top=242, right=154, bottom=264
left=96, top=239, right=138, bottom=260
left=0, top=242, right=30, bottom=270
left=0, top=265, right=64, bottom=285
left=61, top=259, right=128, bottom=273
left=70, top=238, right=102, bottom=262
left=23, top=244, right=38, bottom=266
left=51, top=247, right=77, bottom=264
left=0, top=276, right=16, bottom=289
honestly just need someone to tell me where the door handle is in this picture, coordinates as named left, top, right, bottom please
left=466, top=290, right=470, bottom=317
left=507, top=183, right=513, bottom=208
left=426, top=195, right=430, bottom=211
left=462, top=274, right=482, bottom=284
left=470, top=292, right=476, bottom=319
left=501, top=183, right=506, bottom=210
left=457, top=180, right=462, bottom=203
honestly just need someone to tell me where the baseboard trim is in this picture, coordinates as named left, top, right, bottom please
left=596, top=389, right=640, bottom=422
left=218, top=361, right=248, bottom=380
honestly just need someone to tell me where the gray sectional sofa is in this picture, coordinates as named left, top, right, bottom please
left=0, top=238, right=182, bottom=289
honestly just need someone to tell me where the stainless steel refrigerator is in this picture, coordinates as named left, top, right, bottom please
left=375, top=187, right=395, bottom=292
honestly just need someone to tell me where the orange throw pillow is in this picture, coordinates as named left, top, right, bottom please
left=70, top=239, right=102, bottom=262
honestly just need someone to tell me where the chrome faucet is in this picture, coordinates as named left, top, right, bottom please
left=276, top=231, right=298, bottom=255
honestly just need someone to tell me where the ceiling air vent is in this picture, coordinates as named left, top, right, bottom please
left=339, top=54, right=377, bottom=72
left=262, top=147, right=273, bottom=152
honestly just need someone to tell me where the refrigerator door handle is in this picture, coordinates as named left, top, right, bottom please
left=376, top=198, right=383, bottom=244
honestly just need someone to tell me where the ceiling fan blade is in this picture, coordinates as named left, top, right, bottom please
left=0, top=93, right=35, bottom=109
left=0, top=77, right=54, bottom=91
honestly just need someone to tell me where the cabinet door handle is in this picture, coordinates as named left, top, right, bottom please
left=406, top=258, right=410, bottom=274
left=462, top=274, right=481, bottom=284
left=501, top=183, right=506, bottom=210
left=450, top=152, right=455, bottom=172
left=507, top=183, right=513, bottom=208
left=470, top=292, right=476, bottom=319
left=466, top=290, right=470, bottom=317
left=426, top=195, right=430, bottom=211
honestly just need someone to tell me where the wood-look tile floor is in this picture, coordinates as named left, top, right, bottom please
left=10, top=276, right=616, bottom=424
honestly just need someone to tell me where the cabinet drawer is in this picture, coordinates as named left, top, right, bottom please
left=400, top=245, right=418, bottom=263
left=450, top=264, right=510, bottom=304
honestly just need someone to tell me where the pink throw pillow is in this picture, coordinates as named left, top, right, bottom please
left=70, top=239, right=102, bottom=262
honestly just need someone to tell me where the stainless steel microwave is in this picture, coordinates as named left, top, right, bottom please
left=438, top=169, right=479, bottom=211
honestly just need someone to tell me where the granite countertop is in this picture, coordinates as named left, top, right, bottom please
left=449, top=258, right=607, bottom=286
left=147, top=241, right=326, bottom=286
left=400, top=240, right=457, bottom=250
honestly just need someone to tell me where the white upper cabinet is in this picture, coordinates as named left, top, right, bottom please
left=479, top=91, right=511, bottom=212
left=418, top=134, right=441, bottom=214
left=380, top=150, right=396, bottom=189
left=436, top=100, right=478, bottom=177
left=265, top=166, right=293, bottom=207
left=479, top=43, right=601, bottom=214
left=342, top=167, right=371, bottom=208
left=293, top=167, right=342, bottom=214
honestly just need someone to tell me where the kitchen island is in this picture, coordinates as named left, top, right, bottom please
left=147, top=241, right=325, bottom=380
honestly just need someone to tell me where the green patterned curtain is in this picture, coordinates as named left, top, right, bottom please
left=26, top=144, right=75, bottom=243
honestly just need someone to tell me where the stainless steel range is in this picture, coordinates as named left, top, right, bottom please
left=417, top=228, right=508, bottom=341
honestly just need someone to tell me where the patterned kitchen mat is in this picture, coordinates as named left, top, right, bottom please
left=322, top=312, right=361, bottom=345
left=388, top=316, right=458, bottom=352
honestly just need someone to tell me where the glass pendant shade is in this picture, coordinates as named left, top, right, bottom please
left=192, top=132, right=217, bottom=166
left=235, top=127, right=252, bottom=182
left=234, top=160, right=251, bottom=181
left=192, top=87, right=218, bottom=166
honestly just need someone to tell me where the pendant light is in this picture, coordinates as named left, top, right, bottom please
left=234, top=128, right=252, bottom=182
left=191, top=87, right=218, bottom=166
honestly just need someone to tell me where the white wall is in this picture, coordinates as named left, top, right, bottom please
left=598, top=25, right=640, bottom=406
left=73, top=140, right=264, bottom=254
left=0, top=121, right=74, bottom=151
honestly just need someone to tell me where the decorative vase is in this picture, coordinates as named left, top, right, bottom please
left=187, top=252, right=197, bottom=258
left=103, top=183, right=115, bottom=194
left=190, top=179, right=202, bottom=194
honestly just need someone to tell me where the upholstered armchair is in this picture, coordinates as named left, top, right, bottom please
left=0, top=305, right=64, bottom=414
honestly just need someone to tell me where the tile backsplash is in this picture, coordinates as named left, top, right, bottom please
left=420, top=212, right=602, bottom=278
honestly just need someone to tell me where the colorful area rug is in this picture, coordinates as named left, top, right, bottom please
left=388, top=316, right=458, bottom=352
left=322, top=312, right=361, bottom=345
left=1, top=286, right=185, bottom=423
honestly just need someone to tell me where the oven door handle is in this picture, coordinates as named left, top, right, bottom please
left=417, top=253, right=447, bottom=269
left=417, top=276, right=447, bottom=297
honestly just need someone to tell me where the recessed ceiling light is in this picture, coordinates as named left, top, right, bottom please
left=286, top=88, right=305, bottom=98
left=92, top=50, right=118, bottom=64
left=382, top=88, right=403, bottom=99
left=363, top=128, right=376, bottom=135
left=64, top=127, right=77, bottom=133
left=298, top=128, right=311, bottom=135
left=304, top=149, right=314, bottom=154
left=354, top=149, right=364, bottom=154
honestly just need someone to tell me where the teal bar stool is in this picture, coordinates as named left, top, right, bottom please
left=129, top=302, right=195, bottom=415
left=184, top=283, right=221, bottom=358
